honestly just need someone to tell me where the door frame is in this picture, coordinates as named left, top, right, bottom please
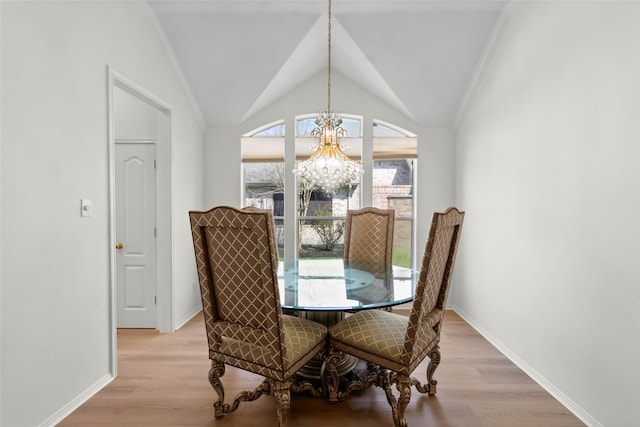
left=107, top=67, right=174, bottom=376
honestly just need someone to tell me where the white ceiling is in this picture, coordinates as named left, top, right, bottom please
left=142, top=0, right=512, bottom=128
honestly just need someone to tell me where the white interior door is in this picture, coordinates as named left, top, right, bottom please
left=115, top=142, right=157, bottom=328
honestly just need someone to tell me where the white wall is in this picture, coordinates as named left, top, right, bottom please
left=0, top=1, right=203, bottom=426
left=114, top=86, right=160, bottom=140
left=205, top=70, right=456, bottom=255
left=454, top=2, right=640, bottom=426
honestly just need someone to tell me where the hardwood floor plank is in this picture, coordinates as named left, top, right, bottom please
left=58, top=311, right=585, bottom=426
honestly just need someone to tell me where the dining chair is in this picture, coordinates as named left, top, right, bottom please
left=343, top=207, right=395, bottom=278
left=189, top=206, right=328, bottom=427
left=325, top=207, right=465, bottom=427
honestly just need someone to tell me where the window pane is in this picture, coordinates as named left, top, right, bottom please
left=341, top=117, right=362, bottom=137
left=373, top=121, right=405, bottom=137
left=244, top=163, right=285, bottom=257
left=373, top=160, right=413, bottom=212
left=243, top=163, right=284, bottom=213
left=296, top=182, right=360, bottom=259
left=251, top=122, right=285, bottom=137
left=274, top=217, right=284, bottom=260
left=296, top=117, right=316, bottom=137
left=392, top=218, right=413, bottom=269
left=296, top=115, right=362, bottom=137
left=298, top=218, right=345, bottom=260
left=373, top=120, right=415, bottom=138
left=373, top=159, right=414, bottom=269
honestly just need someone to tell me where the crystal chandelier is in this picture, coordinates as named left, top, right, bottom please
left=293, top=0, right=364, bottom=193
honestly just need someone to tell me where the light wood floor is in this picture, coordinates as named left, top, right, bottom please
left=59, top=311, right=585, bottom=426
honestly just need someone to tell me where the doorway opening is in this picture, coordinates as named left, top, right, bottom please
left=108, top=68, right=174, bottom=376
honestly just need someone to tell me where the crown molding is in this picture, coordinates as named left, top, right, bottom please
left=131, top=0, right=207, bottom=130
left=453, top=0, right=523, bottom=130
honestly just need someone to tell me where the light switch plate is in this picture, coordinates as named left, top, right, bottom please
left=81, top=199, right=92, bottom=217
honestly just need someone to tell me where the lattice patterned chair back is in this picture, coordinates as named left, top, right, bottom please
left=190, top=206, right=327, bottom=427
left=326, top=207, right=464, bottom=427
left=344, top=207, right=395, bottom=278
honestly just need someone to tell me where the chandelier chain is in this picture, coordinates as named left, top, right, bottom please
left=292, top=0, right=365, bottom=194
left=327, top=0, right=332, bottom=112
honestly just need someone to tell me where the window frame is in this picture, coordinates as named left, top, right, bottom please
left=241, top=116, right=417, bottom=268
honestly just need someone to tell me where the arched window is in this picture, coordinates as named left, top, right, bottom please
left=241, top=116, right=417, bottom=268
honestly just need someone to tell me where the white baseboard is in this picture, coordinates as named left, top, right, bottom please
left=41, top=307, right=201, bottom=426
left=40, top=374, right=113, bottom=427
left=175, top=306, right=202, bottom=330
left=449, top=305, right=602, bottom=427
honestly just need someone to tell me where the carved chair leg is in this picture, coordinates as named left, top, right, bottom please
left=395, top=375, right=412, bottom=427
left=208, top=360, right=226, bottom=418
left=380, top=372, right=410, bottom=427
left=322, top=349, right=341, bottom=402
left=426, top=347, right=441, bottom=396
left=272, top=380, right=292, bottom=427
left=208, top=360, right=273, bottom=419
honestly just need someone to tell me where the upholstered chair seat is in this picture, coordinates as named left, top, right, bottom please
left=212, top=314, right=327, bottom=381
left=329, top=309, right=438, bottom=375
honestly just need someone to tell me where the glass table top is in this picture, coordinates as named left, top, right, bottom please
left=278, top=258, right=418, bottom=311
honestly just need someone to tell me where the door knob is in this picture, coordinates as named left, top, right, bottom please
left=115, top=242, right=123, bottom=249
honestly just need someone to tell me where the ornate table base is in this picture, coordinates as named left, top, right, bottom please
left=294, top=310, right=359, bottom=379
left=288, top=310, right=359, bottom=397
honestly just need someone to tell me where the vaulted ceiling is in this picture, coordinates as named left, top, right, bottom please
left=142, top=0, right=512, bottom=128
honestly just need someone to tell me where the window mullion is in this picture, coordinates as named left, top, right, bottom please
left=283, top=117, right=297, bottom=260
left=361, top=116, right=373, bottom=207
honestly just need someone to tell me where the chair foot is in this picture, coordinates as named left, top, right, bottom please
left=426, top=347, right=441, bottom=396
left=322, top=349, right=341, bottom=402
left=381, top=373, right=411, bottom=427
left=208, top=360, right=226, bottom=418
left=272, top=380, right=291, bottom=427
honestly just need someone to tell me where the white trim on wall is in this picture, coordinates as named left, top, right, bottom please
left=37, top=375, right=113, bottom=427
left=0, top=1, right=3, bottom=422
left=131, top=0, right=206, bottom=130
left=450, top=306, right=603, bottom=427
left=453, top=0, right=523, bottom=129
left=107, top=67, right=176, bottom=376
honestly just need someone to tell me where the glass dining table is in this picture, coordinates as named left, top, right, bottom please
left=278, top=258, right=418, bottom=315
left=277, top=258, right=419, bottom=382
